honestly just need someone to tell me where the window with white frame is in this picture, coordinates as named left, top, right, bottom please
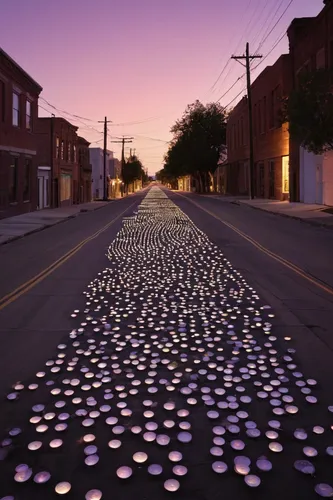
left=12, top=92, right=20, bottom=126
left=26, top=100, right=32, bottom=130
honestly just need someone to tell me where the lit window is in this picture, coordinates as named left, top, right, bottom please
left=68, top=142, right=71, bottom=161
left=282, top=156, right=289, bottom=193
left=61, top=140, right=64, bottom=160
left=73, top=144, right=77, bottom=163
left=56, top=137, right=60, bottom=158
left=12, top=92, right=20, bottom=126
left=26, top=100, right=32, bottom=130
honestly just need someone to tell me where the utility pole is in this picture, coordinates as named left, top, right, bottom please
left=98, top=116, right=111, bottom=201
left=50, top=113, right=55, bottom=208
left=232, top=43, right=262, bottom=200
left=110, top=136, right=133, bottom=196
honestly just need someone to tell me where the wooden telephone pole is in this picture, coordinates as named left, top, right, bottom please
left=231, top=43, right=262, bottom=199
left=110, top=136, right=134, bottom=195
left=98, top=116, right=112, bottom=201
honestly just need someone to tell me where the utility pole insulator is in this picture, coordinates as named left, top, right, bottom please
left=231, top=43, right=262, bottom=200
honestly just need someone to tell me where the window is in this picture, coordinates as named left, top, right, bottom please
left=9, top=156, right=18, bottom=202
left=263, top=97, right=267, bottom=133
left=282, top=155, right=289, bottom=194
left=61, top=140, right=64, bottom=160
left=73, top=144, right=77, bottom=162
left=258, top=100, right=262, bottom=134
left=56, top=137, right=60, bottom=158
left=316, top=48, right=325, bottom=69
left=12, top=92, right=20, bottom=126
left=23, top=158, right=32, bottom=201
left=26, top=100, right=32, bottom=130
left=68, top=142, right=71, bottom=161
left=0, top=80, right=5, bottom=122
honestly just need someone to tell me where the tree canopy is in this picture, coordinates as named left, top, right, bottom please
left=282, top=69, right=333, bottom=155
left=122, top=155, right=147, bottom=192
left=161, top=100, right=227, bottom=192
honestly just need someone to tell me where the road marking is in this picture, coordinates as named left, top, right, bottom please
left=176, top=192, right=333, bottom=297
left=0, top=200, right=138, bottom=311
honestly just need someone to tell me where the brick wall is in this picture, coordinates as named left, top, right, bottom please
left=0, top=49, right=42, bottom=218
left=287, top=0, right=333, bottom=200
left=35, top=117, right=79, bottom=207
left=227, top=55, right=291, bottom=199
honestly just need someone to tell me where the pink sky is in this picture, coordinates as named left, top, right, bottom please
left=1, top=0, right=323, bottom=174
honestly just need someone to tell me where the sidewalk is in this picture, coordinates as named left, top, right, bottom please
left=196, top=193, right=333, bottom=229
left=238, top=198, right=333, bottom=228
left=0, top=201, right=110, bottom=245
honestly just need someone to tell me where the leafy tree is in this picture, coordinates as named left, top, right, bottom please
left=282, top=69, right=333, bottom=154
left=123, top=155, right=146, bottom=193
left=165, top=100, right=227, bottom=192
left=156, top=167, right=178, bottom=189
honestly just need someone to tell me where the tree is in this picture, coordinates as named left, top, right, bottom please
left=282, top=69, right=333, bottom=154
left=165, top=100, right=227, bottom=192
left=123, top=155, right=146, bottom=193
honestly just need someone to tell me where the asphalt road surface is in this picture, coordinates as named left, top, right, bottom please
left=0, top=186, right=333, bottom=500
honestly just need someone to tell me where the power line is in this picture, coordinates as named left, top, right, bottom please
left=251, top=0, right=285, bottom=47
left=224, top=86, right=247, bottom=108
left=256, top=0, right=294, bottom=52
left=216, top=76, right=243, bottom=103
left=252, top=30, right=287, bottom=72
left=40, top=97, right=98, bottom=123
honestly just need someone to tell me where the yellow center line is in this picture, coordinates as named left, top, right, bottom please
left=175, top=192, right=333, bottom=297
left=0, top=200, right=138, bottom=311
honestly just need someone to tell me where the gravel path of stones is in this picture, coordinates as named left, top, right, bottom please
left=0, top=187, right=332, bottom=500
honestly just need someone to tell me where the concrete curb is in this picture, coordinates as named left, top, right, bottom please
left=238, top=201, right=333, bottom=231
left=0, top=201, right=112, bottom=247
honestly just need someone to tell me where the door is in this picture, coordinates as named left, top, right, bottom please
left=269, top=161, right=275, bottom=198
left=38, top=177, right=43, bottom=209
left=316, top=163, right=323, bottom=204
left=257, top=163, right=265, bottom=197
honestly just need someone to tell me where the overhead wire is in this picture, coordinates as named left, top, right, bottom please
left=255, top=0, right=294, bottom=52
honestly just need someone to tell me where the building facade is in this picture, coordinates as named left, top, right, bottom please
left=78, top=136, right=92, bottom=203
left=35, top=117, right=79, bottom=207
left=226, top=96, right=250, bottom=196
left=287, top=0, right=333, bottom=204
left=108, top=157, right=122, bottom=199
left=227, top=54, right=291, bottom=200
left=90, top=147, right=113, bottom=200
left=0, top=49, right=43, bottom=219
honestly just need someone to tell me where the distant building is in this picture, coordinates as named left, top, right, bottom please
left=226, top=54, right=291, bottom=200
left=35, top=117, right=79, bottom=207
left=78, top=136, right=92, bottom=203
left=0, top=48, right=43, bottom=219
left=89, top=147, right=113, bottom=199
left=108, top=157, right=122, bottom=199
left=287, top=0, right=333, bottom=204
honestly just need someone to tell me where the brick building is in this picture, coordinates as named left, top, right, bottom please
left=226, top=54, right=291, bottom=200
left=287, top=0, right=333, bottom=204
left=0, top=49, right=43, bottom=219
left=35, top=117, right=79, bottom=207
left=78, top=136, right=92, bottom=203
left=226, top=96, right=249, bottom=195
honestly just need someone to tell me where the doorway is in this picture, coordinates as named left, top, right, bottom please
left=37, top=167, right=50, bottom=209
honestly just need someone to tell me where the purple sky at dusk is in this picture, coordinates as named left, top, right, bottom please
left=1, top=0, right=323, bottom=174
